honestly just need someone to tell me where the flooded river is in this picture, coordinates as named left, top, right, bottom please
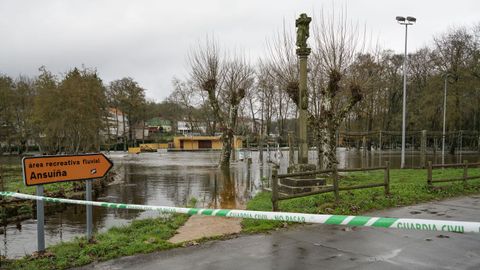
left=1, top=149, right=479, bottom=258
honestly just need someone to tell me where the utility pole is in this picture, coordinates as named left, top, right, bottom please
left=442, top=74, right=449, bottom=166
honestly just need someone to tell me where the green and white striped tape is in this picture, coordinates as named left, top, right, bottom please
left=1, top=191, right=479, bottom=234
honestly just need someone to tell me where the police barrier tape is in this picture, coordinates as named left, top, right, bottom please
left=1, top=191, right=479, bottom=234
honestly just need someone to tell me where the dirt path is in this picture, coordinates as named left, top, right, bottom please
left=168, top=215, right=242, bottom=244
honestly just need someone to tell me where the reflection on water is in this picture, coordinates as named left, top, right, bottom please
left=0, top=152, right=270, bottom=258
left=333, top=148, right=480, bottom=169
left=1, top=149, right=479, bottom=258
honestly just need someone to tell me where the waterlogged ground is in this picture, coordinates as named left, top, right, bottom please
left=0, top=148, right=479, bottom=258
left=0, top=151, right=266, bottom=258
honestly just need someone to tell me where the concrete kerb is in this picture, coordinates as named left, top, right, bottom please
left=1, top=191, right=479, bottom=234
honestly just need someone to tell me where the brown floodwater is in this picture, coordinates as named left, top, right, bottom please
left=0, top=148, right=479, bottom=258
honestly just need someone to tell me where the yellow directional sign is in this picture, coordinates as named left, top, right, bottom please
left=22, top=153, right=113, bottom=186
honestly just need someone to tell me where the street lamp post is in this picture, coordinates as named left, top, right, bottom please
left=396, top=16, right=416, bottom=169
left=442, top=74, right=449, bottom=166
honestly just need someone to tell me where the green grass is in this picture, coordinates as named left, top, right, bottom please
left=1, top=194, right=197, bottom=270
left=1, top=214, right=189, bottom=270
left=242, top=168, right=480, bottom=233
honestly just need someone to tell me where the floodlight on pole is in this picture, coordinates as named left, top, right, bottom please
left=442, top=74, right=449, bottom=166
left=396, top=16, right=416, bottom=169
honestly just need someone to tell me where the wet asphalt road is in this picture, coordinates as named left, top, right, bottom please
left=75, top=196, right=480, bottom=270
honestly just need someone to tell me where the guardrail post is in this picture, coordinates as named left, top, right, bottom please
left=362, top=136, right=367, bottom=156
left=333, top=170, right=340, bottom=203
left=427, top=161, right=433, bottom=188
left=271, top=167, right=279, bottom=211
left=421, top=130, right=427, bottom=168
left=384, top=161, right=390, bottom=196
left=259, top=135, right=263, bottom=164
left=379, top=130, right=382, bottom=150
left=478, top=135, right=480, bottom=153
left=463, top=160, right=468, bottom=184
left=288, top=132, right=294, bottom=166
left=459, top=131, right=463, bottom=161
left=0, top=164, right=3, bottom=201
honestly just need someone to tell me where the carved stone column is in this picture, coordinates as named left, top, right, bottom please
left=295, top=13, right=312, bottom=165
left=297, top=47, right=311, bottom=164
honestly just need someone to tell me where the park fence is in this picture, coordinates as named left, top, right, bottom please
left=270, top=162, right=390, bottom=211
left=427, top=160, right=480, bottom=187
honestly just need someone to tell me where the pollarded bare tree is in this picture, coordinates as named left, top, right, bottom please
left=189, top=38, right=254, bottom=168
left=265, top=23, right=298, bottom=88
left=311, top=9, right=366, bottom=170
left=263, top=20, right=327, bottom=166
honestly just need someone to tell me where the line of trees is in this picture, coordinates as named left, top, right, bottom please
left=169, top=17, right=479, bottom=168
left=0, top=67, right=150, bottom=154
left=349, top=23, right=480, bottom=134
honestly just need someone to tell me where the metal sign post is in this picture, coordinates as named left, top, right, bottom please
left=36, top=185, right=45, bottom=253
left=86, top=179, right=93, bottom=241
left=21, top=153, right=113, bottom=252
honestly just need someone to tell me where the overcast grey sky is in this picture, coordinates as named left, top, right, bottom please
left=1, top=0, right=478, bottom=101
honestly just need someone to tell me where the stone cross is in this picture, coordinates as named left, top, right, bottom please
left=295, top=13, right=311, bottom=165
left=296, top=13, right=312, bottom=49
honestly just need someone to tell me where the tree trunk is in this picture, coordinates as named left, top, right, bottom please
left=105, top=113, right=111, bottom=152
left=142, top=121, right=145, bottom=144
left=220, top=103, right=239, bottom=168
left=315, top=128, right=324, bottom=169
left=220, top=132, right=233, bottom=168
left=248, top=97, right=257, bottom=134
left=115, top=108, right=119, bottom=151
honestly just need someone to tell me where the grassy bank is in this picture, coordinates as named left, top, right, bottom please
left=242, top=168, right=480, bottom=233
left=1, top=214, right=189, bottom=270
left=1, top=164, right=86, bottom=196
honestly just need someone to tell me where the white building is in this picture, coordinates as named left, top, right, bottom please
left=177, top=121, right=191, bottom=135
left=105, top=108, right=129, bottom=139
left=134, top=122, right=149, bottom=140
